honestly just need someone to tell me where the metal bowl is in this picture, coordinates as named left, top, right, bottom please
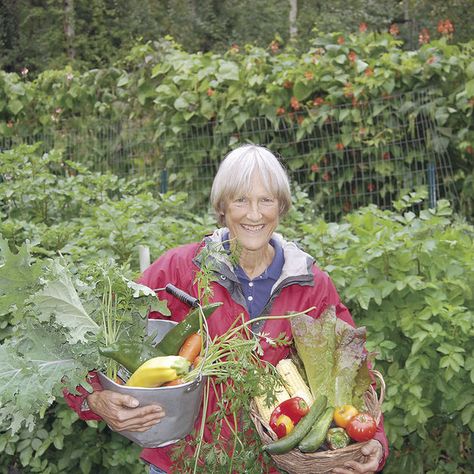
left=97, top=319, right=205, bottom=448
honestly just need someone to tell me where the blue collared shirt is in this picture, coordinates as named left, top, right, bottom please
left=222, top=232, right=285, bottom=318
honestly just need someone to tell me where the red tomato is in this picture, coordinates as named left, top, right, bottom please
left=333, top=405, right=359, bottom=428
left=346, top=413, right=377, bottom=442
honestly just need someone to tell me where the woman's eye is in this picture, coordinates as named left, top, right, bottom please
left=235, top=197, right=247, bottom=203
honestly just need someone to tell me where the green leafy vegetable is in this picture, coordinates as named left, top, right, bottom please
left=291, top=305, right=372, bottom=409
left=33, top=260, right=99, bottom=344
left=0, top=238, right=167, bottom=433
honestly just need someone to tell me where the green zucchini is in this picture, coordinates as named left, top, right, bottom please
left=298, top=406, right=334, bottom=453
left=264, top=395, right=327, bottom=455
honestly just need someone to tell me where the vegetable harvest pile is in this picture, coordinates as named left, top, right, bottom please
left=254, top=306, right=379, bottom=457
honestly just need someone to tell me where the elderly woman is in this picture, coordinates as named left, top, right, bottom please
left=66, top=145, right=388, bottom=473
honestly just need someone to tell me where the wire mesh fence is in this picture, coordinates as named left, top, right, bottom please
left=0, top=89, right=457, bottom=220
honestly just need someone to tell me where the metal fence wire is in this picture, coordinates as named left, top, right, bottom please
left=0, top=90, right=457, bottom=220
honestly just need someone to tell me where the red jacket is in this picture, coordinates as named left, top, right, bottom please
left=65, top=230, right=389, bottom=472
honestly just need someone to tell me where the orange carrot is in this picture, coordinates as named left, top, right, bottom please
left=178, top=332, right=202, bottom=362
left=193, top=355, right=203, bottom=369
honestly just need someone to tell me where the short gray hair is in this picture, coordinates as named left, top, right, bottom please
left=210, top=145, right=292, bottom=226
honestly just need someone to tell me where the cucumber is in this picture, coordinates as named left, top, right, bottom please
left=264, top=395, right=327, bottom=455
left=298, top=406, right=334, bottom=453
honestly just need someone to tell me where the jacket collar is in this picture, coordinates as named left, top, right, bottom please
left=194, top=228, right=314, bottom=288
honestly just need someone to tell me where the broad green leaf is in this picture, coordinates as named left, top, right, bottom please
left=293, top=81, right=312, bottom=101
left=32, top=261, right=99, bottom=343
left=466, top=78, right=474, bottom=98
left=8, top=99, right=23, bottom=115
left=217, top=61, right=239, bottom=81
left=0, top=238, right=43, bottom=317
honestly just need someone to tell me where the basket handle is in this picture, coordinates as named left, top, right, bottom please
left=365, top=369, right=386, bottom=425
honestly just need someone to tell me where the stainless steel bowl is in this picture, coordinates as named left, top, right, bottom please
left=97, top=319, right=205, bottom=448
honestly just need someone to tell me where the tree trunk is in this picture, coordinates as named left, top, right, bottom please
left=63, top=0, right=75, bottom=60
left=289, top=0, right=297, bottom=42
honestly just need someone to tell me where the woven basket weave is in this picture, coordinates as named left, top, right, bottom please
left=251, top=370, right=385, bottom=474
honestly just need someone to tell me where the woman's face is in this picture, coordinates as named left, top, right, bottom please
left=224, top=174, right=280, bottom=252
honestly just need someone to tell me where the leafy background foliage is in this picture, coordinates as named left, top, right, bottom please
left=1, top=29, right=473, bottom=219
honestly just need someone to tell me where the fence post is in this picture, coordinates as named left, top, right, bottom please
left=427, top=161, right=437, bottom=208
left=160, top=169, right=168, bottom=194
left=138, top=245, right=151, bottom=273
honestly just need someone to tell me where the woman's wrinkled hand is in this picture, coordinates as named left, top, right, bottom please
left=331, top=439, right=383, bottom=473
left=87, top=390, right=165, bottom=432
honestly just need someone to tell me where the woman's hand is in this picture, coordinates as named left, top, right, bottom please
left=331, top=439, right=383, bottom=473
left=87, top=390, right=165, bottom=432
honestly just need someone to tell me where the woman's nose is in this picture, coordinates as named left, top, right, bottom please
left=246, top=202, right=262, bottom=220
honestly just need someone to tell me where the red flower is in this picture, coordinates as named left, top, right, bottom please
left=427, top=55, right=437, bottom=65
left=437, top=19, right=454, bottom=36
left=311, top=163, right=320, bottom=173
left=283, top=80, right=293, bottom=89
left=364, top=67, right=374, bottom=77
left=389, top=24, right=400, bottom=36
left=322, top=172, right=331, bottom=182
left=207, top=88, right=215, bottom=97
left=290, top=96, right=301, bottom=111
left=304, top=71, right=314, bottom=80
left=383, top=152, right=391, bottom=160
left=466, top=146, right=474, bottom=155
left=367, top=183, right=376, bottom=192
left=276, top=107, right=286, bottom=116
left=348, top=51, right=357, bottom=63
left=359, top=23, right=368, bottom=33
left=297, top=115, right=304, bottom=125
left=313, top=97, right=324, bottom=106
left=337, top=36, right=345, bottom=45
left=336, top=143, right=345, bottom=151
left=418, top=28, right=430, bottom=45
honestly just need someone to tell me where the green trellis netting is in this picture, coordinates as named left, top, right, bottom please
left=0, top=90, right=457, bottom=220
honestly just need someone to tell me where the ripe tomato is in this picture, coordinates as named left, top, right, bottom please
left=346, top=413, right=377, bottom=442
left=333, top=405, right=359, bottom=428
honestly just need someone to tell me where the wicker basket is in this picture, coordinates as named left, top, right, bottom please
left=251, top=370, right=385, bottom=474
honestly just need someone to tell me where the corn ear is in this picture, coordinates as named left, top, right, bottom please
left=276, top=358, right=314, bottom=406
left=253, top=383, right=290, bottom=423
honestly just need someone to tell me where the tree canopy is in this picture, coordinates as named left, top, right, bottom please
left=1, top=0, right=472, bottom=75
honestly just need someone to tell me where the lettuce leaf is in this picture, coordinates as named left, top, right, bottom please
left=291, top=306, right=371, bottom=409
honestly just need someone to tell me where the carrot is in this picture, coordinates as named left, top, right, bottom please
left=178, top=332, right=202, bottom=362
left=162, top=378, right=186, bottom=387
left=193, top=355, right=203, bottom=369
